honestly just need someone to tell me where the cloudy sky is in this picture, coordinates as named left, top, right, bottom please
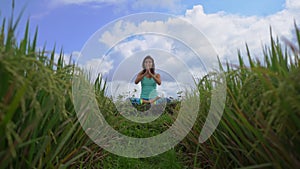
left=1, top=0, right=299, bottom=99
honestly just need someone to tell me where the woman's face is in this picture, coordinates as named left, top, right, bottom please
left=144, top=58, right=153, bottom=69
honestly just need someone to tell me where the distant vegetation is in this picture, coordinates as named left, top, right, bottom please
left=0, top=4, right=299, bottom=169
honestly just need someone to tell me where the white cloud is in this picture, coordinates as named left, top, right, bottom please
left=159, top=81, right=182, bottom=99
left=182, top=2, right=300, bottom=63
left=99, top=0, right=300, bottom=64
left=106, top=80, right=139, bottom=99
left=81, top=56, right=114, bottom=82
left=286, top=0, right=300, bottom=9
left=81, top=0, right=300, bottom=98
left=112, top=35, right=173, bottom=58
left=184, top=5, right=265, bottom=59
left=103, top=35, right=201, bottom=83
left=99, top=20, right=169, bottom=47
left=98, top=15, right=218, bottom=72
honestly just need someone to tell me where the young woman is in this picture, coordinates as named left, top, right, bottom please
left=134, top=55, right=161, bottom=104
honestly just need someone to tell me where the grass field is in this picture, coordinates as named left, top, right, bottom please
left=0, top=7, right=300, bottom=169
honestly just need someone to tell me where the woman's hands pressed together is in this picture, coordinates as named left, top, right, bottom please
left=134, top=68, right=161, bottom=85
left=146, top=68, right=161, bottom=85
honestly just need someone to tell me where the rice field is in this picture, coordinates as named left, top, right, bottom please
left=0, top=6, right=300, bottom=169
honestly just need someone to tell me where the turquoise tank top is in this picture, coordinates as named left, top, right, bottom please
left=140, top=76, right=157, bottom=99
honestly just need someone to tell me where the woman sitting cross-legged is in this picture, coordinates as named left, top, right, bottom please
left=134, top=55, right=161, bottom=104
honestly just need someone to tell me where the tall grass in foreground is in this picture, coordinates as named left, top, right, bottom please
left=0, top=13, right=109, bottom=168
left=182, top=25, right=300, bottom=168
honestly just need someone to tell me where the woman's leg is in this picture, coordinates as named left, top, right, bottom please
left=149, top=96, right=161, bottom=104
left=141, top=98, right=150, bottom=104
left=141, top=97, right=161, bottom=104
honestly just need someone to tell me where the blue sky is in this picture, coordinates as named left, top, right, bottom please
left=1, top=0, right=299, bottom=99
left=196, top=0, right=285, bottom=16
left=0, top=0, right=286, bottom=53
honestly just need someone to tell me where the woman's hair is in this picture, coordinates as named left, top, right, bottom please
left=142, top=55, right=155, bottom=74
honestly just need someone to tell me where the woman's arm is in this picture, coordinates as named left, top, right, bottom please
left=150, top=72, right=161, bottom=85
left=153, top=74, right=161, bottom=85
left=135, top=70, right=146, bottom=84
